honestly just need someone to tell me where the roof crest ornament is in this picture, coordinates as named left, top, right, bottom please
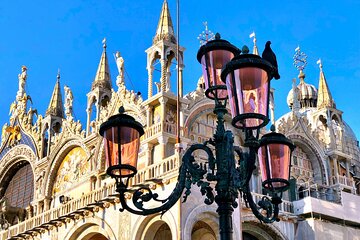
left=198, top=21, right=215, bottom=46
left=57, top=68, right=60, bottom=81
left=102, top=38, right=107, bottom=49
left=316, top=58, right=323, bottom=70
left=293, top=46, right=307, bottom=72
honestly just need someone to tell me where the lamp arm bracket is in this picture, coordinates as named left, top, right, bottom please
left=236, top=146, right=280, bottom=223
left=116, top=143, right=215, bottom=216
left=242, top=188, right=280, bottom=223
left=182, top=143, right=215, bottom=205
left=235, top=146, right=257, bottom=190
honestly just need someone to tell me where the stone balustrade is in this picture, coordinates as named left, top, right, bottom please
left=1, top=183, right=117, bottom=239
left=131, top=155, right=180, bottom=185
left=144, top=122, right=177, bottom=139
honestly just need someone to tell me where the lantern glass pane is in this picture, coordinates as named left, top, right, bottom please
left=103, top=126, right=140, bottom=176
left=201, top=49, right=235, bottom=99
left=226, top=67, right=269, bottom=128
left=258, top=143, right=291, bottom=189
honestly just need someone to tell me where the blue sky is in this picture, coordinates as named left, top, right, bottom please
left=0, top=1, right=359, bottom=139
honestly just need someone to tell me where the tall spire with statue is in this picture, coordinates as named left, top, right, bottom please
left=146, top=0, right=184, bottom=97
left=86, top=38, right=113, bottom=136
left=317, top=59, right=335, bottom=109
left=153, top=0, right=176, bottom=44
left=92, top=38, right=111, bottom=91
left=46, top=71, right=64, bottom=118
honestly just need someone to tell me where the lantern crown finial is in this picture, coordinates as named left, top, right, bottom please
left=119, top=106, right=125, bottom=114
left=270, top=124, right=275, bottom=132
left=241, top=45, right=249, bottom=54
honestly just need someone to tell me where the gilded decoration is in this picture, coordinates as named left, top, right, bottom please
left=4, top=125, right=21, bottom=147
left=53, top=147, right=89, bottom=194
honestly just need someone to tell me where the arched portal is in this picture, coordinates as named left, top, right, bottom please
left=191, top=220, right=216, bottom=240
left=243, top=232, right=260, bottom=240
left=80, top=233, right=108, bottom=240
left=143, top=220, right=172, bottom=240
left=242, top=221, right=287, bottom=240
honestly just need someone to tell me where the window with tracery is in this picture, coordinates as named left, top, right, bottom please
left=291, top=147, right=314, bottom=181
left=4, top=163, right=34, bottom=208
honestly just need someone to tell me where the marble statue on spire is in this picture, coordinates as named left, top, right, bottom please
left=114, top=51, right=125, bottom=87
left=16, top=66, right=27, bottom=101
left=64, top=85, right=73, bottom=120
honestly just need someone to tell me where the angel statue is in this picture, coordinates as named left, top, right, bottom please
left=5, top=125, right=21, bottom=147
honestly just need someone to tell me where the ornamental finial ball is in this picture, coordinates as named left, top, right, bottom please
left=242, top=45, right=249, bottom=54
left=119, top=106, right=125, bottom=114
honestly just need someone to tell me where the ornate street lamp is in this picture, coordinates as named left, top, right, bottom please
left=197, top=35, right=240, bottom=100
left=100, top=34, right=295, bottom=240
left=99, top=106, right=144, bottom=189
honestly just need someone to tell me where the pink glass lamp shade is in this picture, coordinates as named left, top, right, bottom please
left=99, top=108, right=144, bottom=185
left=221, top=54, right=274, bottom=130
left=197, top=33, right=240, bottom=100
left=257, top=129, right=295, bottom=193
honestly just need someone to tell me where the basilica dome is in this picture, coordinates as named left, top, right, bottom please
left=287, top=72, right=318, bottom=109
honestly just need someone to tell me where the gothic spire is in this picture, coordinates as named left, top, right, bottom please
left=92, top=38, right=111, bottom=91
left=153, top=0, right=176, bottom=44
left=46, top=71, right=64, bottom=118
left=317, top=59, right=335, bottom=109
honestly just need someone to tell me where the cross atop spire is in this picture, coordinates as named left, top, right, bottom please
left=293, top=46, right=308, bottom=83
left=46, top=73, right=64, bottom=118
left=153, top=0, right=176, bottom=44
left=198, top=21, right=215, bottom=46
left=317, top=59, right=335, bottom=109
left=92, top=38, right=111, bottom=91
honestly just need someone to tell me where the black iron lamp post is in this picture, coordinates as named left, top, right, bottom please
left=99, top=34, right=295, bottom=240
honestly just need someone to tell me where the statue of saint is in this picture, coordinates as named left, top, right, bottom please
left=16, top=66, right=27, bottom=100
left=115, top=51, right=125, bottom=87
left=64, top=85, right=73, bottom=119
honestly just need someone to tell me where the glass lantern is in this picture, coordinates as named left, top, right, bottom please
left=221, top=54, right=274, bottom=129
left=257, top=129, right=295, bottom=193
left=99, top=107, right=144, bottom=187
left=197, top=33, right=240, bottom=100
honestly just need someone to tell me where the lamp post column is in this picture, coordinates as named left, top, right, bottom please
left=213, top=103, right=236, bottom=240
